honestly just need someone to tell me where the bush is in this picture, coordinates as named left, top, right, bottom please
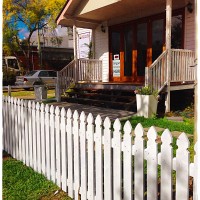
left=3, top=68, right=17, bottom=86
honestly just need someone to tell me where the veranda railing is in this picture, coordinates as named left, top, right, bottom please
left=145, top=49, right=196, bottom=93
left=57, top=59, right=102, bottom=98
left=2, top=96, right=197, bottom=200
left=171, top=49, right=196, bottom=82
left=145, top=50, right=168, bottom=93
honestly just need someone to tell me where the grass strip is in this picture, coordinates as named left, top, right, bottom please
left=3, top=153, right=71, bottom=200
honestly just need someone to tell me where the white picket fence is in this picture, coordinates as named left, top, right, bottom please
left=2, top=96, right=197, bottom=200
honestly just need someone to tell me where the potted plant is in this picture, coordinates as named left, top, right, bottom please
left=134, top=86, right=159, bottom=118
left=33, top=78, right=47, bottom=101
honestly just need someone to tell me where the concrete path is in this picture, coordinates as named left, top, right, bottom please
left=48, top=102, right=136, bottom=121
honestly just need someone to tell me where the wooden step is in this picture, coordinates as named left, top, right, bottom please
left=61, top=96, right=137, bottom=111
left=62, top=86, right=137, bottom=111
left=65, top=91, right=136, bottom=103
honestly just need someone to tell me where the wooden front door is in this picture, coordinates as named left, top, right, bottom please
left=109, top=20, right=164, bottom=83
left=109, top=9, right=184, bottom=83
left=109, top=25, right=136, bottom=82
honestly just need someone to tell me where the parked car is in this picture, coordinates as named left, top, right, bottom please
left=15, top=70, right=57, bottom=90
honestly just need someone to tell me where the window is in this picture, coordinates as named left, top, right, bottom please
left=48, top=71, right=57, bottom=77
left=38, top=71, right=49, bottom=77
left=26, top=71, right=37, bottom=76
left=171, top=15, right=183, bottom=49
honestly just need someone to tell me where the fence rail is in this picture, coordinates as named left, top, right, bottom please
left=2, top=96, right=197, bottom=200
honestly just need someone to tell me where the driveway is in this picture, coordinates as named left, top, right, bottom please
left=48, top=102, right=136, bottom=121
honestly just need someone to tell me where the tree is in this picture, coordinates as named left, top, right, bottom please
left=3, top=0, right=66, bottom=70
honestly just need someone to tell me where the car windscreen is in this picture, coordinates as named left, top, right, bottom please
left=38, top=71, right=49, bottom=77
left=48, top=71, right=57, bottom=77
left=26, top=71, right=37, bottom=76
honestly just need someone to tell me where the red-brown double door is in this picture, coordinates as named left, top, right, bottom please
left=109, top=10, right=184, bottom=83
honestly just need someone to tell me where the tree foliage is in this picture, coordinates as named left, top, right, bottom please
left=3, top=0, right=66, bottom=70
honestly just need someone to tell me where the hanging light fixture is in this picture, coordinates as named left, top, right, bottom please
left=101, top=24, right=106, bottom=33
left=186, top=2, right=193, bottom=13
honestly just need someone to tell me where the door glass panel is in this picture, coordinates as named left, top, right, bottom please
left=137, top=23, right=147, bottom=76
left=111, top=31, right=120, bottom=60
left=124, top=26, right=133, bottom=76
left=152, top=19, right=164, bottom=62
left=172, top=15, right=183, bottom=48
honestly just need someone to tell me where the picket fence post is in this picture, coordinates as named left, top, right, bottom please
left=41, top=103, right=46, bottom=175
left=2, top=96, right=5, bottom=150
left=36, top=102, right=41, bottom=173
left=80, top=111, right=87, bottom=200
left=21, top=99, right=26, bottom=163
left=2, top=97, right=6, bottom=151
left=95, top=115, right=103, bottom=200
left=60, top=107, right=67, bottom=192
left=103, top=117, right=112, bottom=200
left=55, top=106, right=61, bottom=187
left=161, top=129, right=173, bottom=200
left=176, top=133, right=190, bottom=200
left=134, top=123, right=144, bottom=200
left=146, top=126, right=158, bottom=200
left=32, top=101, right=37, bottom=171
left=123, top=121, right=133, bottom=200
left=45, top=104, right=51, bottom=180
left=193, top=143, right=198, bottom=200
left=73, top=110, right=80, bottom=200
left=4, top=97, right=8, bottom=152
left=13, top=98, right=17, bottom=159
left=24, top=100, right=29, bottom=166
left=28, top=101, right=33, bottom=168
left=113, top=118, right=122, bottom=200
left=8, top=97, right=12, bottom=155
left=67, top=108, right=74, bottom=198
left=87, top=113, right=95, bottom=200
left=11, top=97, right=14, bottom=157
left=50, top=105, right=56, bottom=183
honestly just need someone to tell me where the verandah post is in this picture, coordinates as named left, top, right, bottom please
left=165, top=0, right=172, bottom=112
left=56, top=71, right=61, bottom=102
left=145, top=67, right=150, bottom=87
left=73, top=24, right=78, bottom=83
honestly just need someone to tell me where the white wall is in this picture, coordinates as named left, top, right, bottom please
left=94, top=25, right=109, bottom=82
left=30, top=26, right=73, bottom=49
left=184, top=2, right=195, bottom=51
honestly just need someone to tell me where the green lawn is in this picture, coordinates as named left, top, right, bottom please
left=3, top=152, right=71, bottom=200
left=127, top=116, right=194, bottom=135
left=3, top=88, right=56, bottom=99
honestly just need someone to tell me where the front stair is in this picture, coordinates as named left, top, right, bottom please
left=61, top=83, right=142, bottom=112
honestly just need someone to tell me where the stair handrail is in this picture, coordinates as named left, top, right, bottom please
left=145, top=50, right=168, bottom=93
left=56, top=58, right=103, bottom=101
left=57, top=59, right=77, bottom=100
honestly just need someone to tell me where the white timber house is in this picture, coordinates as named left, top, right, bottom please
left=55, top=0, right=197, bottom=112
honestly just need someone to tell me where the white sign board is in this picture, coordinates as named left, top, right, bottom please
left=113, top=60, right=120, bottom=77
left=78, top=32, right=90, bottom=58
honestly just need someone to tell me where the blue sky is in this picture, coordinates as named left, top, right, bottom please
left=18, top=21, right=29, bottom=39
